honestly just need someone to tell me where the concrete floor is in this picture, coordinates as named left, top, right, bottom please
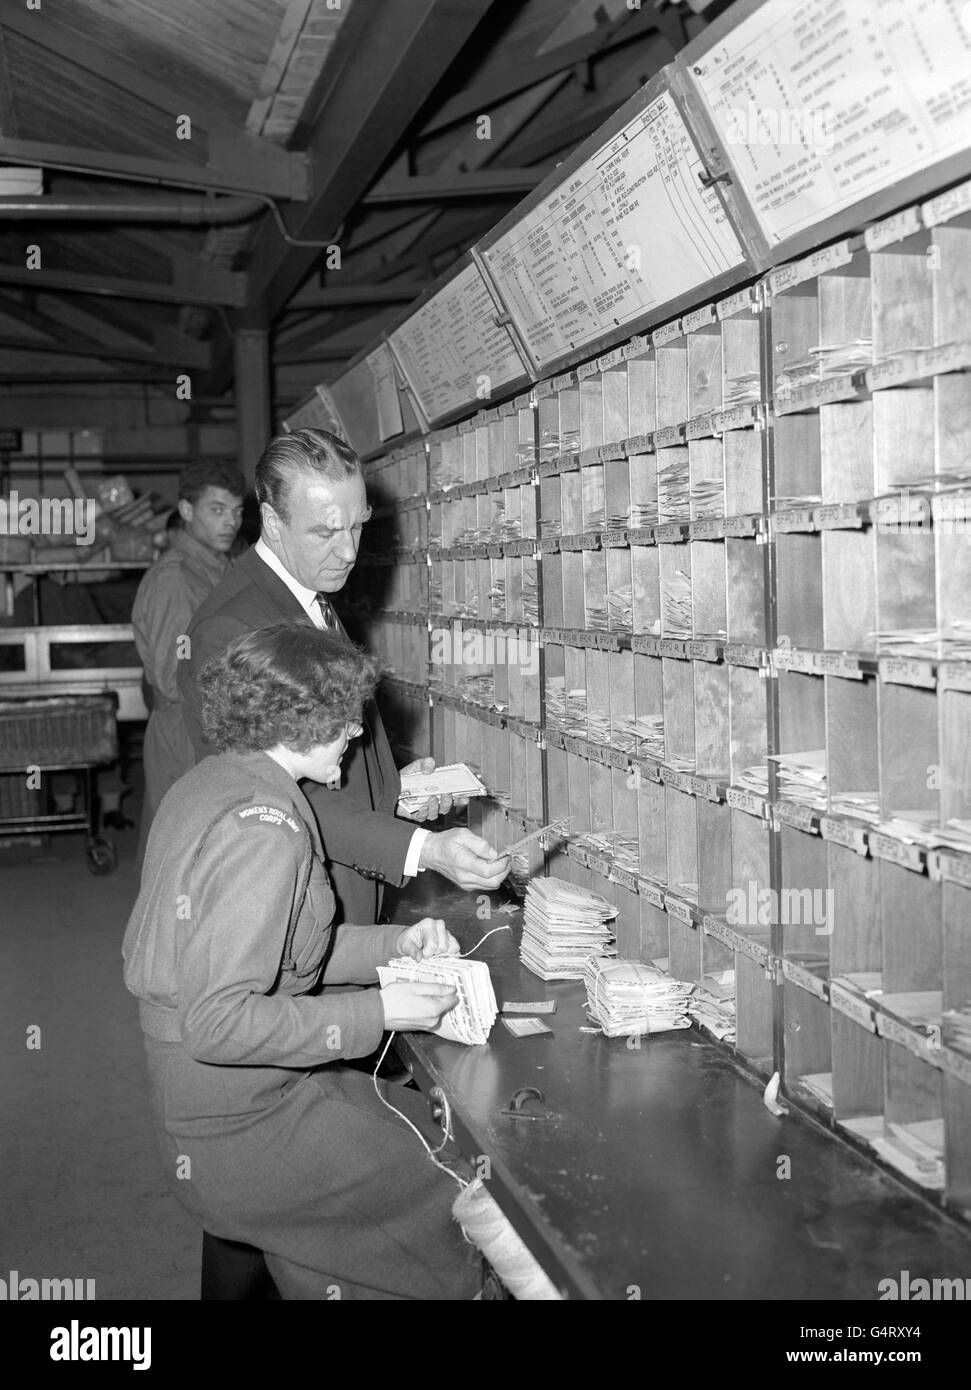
left=0, top=789, right=199, bottom=1300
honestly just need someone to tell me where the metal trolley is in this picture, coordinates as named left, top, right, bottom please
left=0, top=693, right=120, bottom=874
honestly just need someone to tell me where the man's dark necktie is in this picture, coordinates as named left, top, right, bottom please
left=315, top=593, right=339, bottom=631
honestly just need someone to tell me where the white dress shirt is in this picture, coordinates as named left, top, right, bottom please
left=254, top=537, right=428, bottom=874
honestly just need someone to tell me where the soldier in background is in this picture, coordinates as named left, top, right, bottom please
left=132, top=460, right=245, bottom=858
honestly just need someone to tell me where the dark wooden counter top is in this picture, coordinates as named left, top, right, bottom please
left=384, top=881, right=971, bottom=1301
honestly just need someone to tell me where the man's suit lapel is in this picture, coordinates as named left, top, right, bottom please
left=246, top=549, right=388, bottom=803
left=241, top=548, right=315, bottom=628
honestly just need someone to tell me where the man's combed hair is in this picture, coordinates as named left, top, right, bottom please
left=178, top=459, right=246, bottom=506
left=255, top=429, right=361, bottom=523
left=199, top=622, right=381, bottom=754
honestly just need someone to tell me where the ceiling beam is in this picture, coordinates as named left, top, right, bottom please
left=0, top=261, right=247, bottom=308
left=274, top=309, right=347, bottom=352
left=204, top=0, right=526, bottom=390
left=233, top=0, right=498, bottom=328
left=419, top=5, right=668, bottom=137
left=274, top=343, right=373, bottom=366
left=296, top=24, right=580, bottom=319
left=0, top=27, right=17, bottom=138
left=362, top=168, right=546, bottom=205
left=273, top=210, right=494, bottom=350
left=0, top=368, right=175, bottom=385
left=286, top=278, right=429, bottom=310
left=35, top=295, right=153, bottom=351
left=0, top=289, right=113, bottom=355
left=341, top=207, right=441, bottom=264
left=246, top=0, right=316, bottom=136
left=361, top=205, right=509, bottom=280
left=116, top=228, right=201, bottom=262
left=148, top=326, right=212, bottom=371
left=506, top=56, right=665, bottom=170
left=0, top=135, right=308, bottom=202
left=349, top=59, right=663, bottom=290
left=0, top=289, right=211, bottom=368
left=31, top=291, right=158, bottom=347
left=0, top=329, right=200, bottom=367
left=275, top=301, right=397, bottom=358
left=37, top=297, right=211, bottom=369
left=313, top=46, right=672, bottom=375
left=0, top=334, right=92, bottom=355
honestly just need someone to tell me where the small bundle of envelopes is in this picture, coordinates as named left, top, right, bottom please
left=377, top=956, right=498, bottom=1045
left=520, top=875, right=618, bottom=981
left=583, top=958, right=693, bottom=1037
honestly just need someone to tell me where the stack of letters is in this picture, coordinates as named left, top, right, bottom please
left=377, top=956, right=498, bottom=1044
left=583, top=957, right=692, bottom=1036
left=521, top=876, right=618, bottom=980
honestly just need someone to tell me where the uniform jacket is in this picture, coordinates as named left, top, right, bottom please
left=132, top=530, right=228, bottom=844
left=176, top=545, right=415, bottom=925
left=123, top=749, right=401, bottom=1070
left=121, top=750, right=474, bottom=1299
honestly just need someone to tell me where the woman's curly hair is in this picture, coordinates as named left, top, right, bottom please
left=199, top=622, right=382, bottom=754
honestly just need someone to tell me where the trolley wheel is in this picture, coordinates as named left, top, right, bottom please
left=86, top=836, right=117, bottom=875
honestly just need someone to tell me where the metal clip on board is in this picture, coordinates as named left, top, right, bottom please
left=501, top=1086, right=554, bottom=1121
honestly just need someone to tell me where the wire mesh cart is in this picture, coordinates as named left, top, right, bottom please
left=0, top=694, right=119, bottom=873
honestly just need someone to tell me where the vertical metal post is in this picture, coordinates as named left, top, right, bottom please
left=233, top=327, right=271, bottom=484
left=760, top=284, right=786, bottom=1080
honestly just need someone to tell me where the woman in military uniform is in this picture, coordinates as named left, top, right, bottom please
left=123, top=623, right=479, bottom=1300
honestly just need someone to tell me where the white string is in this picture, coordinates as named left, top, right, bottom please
left=371, top=927, right=510, bottom=1185
left=460, top=924, right=512, bottom=957
left=371, top=1032, right=467, bottom=1191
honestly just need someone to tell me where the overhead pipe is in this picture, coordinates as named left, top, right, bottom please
left=0, top=194, right=263, bottom=224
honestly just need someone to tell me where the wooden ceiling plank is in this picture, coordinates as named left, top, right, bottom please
left=0, top=9, right=237, bottom=137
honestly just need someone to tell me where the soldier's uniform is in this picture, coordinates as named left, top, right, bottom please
left=123, top=749, right=477, bottom=1300
left=131, top=529, right=228, bottom=857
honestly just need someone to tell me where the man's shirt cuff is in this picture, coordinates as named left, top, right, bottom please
left=404, top=827, right=431, bottom=877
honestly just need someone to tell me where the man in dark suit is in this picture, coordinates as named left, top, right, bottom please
left=178, top=427, right=509, bottom=926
